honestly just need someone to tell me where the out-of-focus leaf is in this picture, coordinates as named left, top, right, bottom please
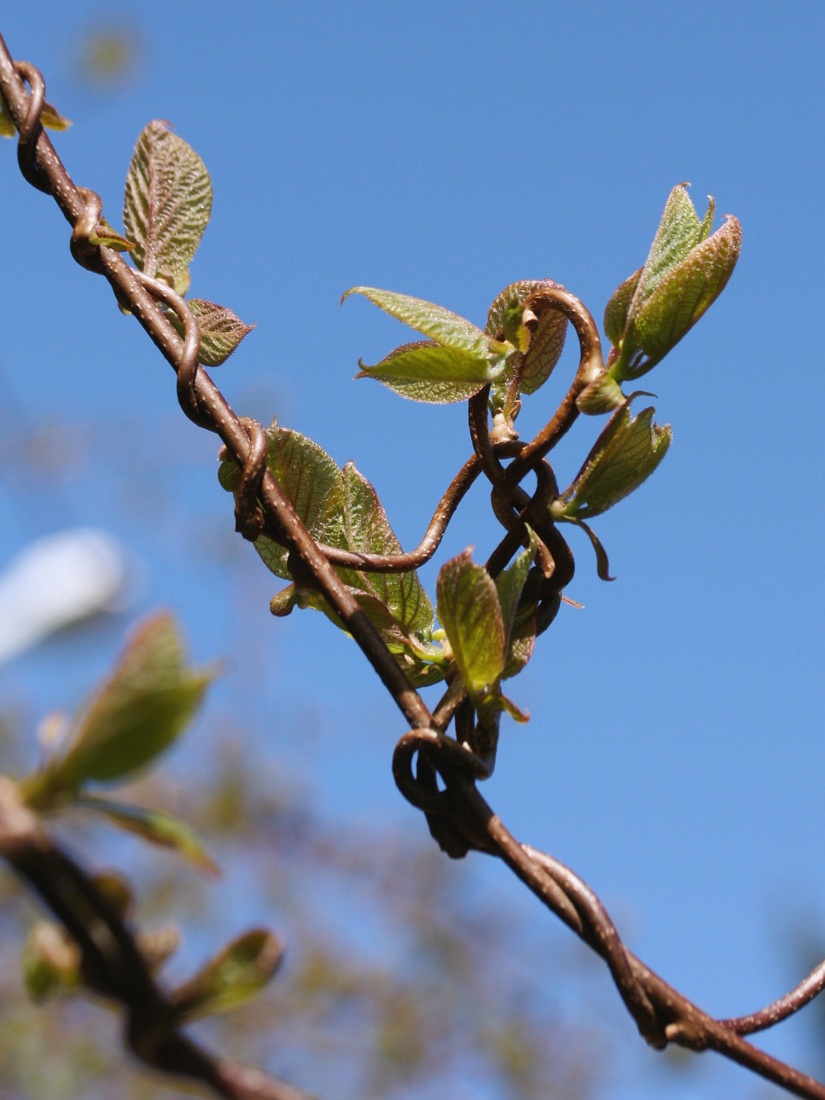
left=90, top=870, right=135, bottom=918
left=557, top=404, right=672, bottom=520
left=171, top=929, right=283, bottom=1021
left=344, top=286, right=509, bottom=359
left=123, top=120, right=212, bottom=293
left=78, top=795, right=220, bottom=876
left=24, top=613, right=212, bottom=803
left=436, top=550, right=504, bottom=702
left=356, top=340, right=502, bottom=404
left=22, top=922, right=80, bottom=1004
left=0, top=99, right=71, bottom=138
left=168, top=299, right=254, bottom=366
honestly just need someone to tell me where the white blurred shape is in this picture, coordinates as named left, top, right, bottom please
left=0, top=529, right=128, bottom=664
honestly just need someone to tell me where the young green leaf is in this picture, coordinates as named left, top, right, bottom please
left=88, top=217, right=135, bottom=253
left=77, top=795, right=220, bottom=876
left=556, top=404, right=672, bottom=520
left=171, top=929, right=283, bottom=1021
left=486, top=280, right=567, bottom=397
left=356, top=340, right=503, bottom=404
left=436, top=550, right=505, bottom=702
left=123, top=120, right=213, bottom=294
left=168, top=299, right=254, bottom=366
left=627, top=217, right=742, bottom=368
left=603, top=267, right=642, bottom=347
left=344, top=286, right=509, bottom=359
left=317, top=461, right=434, bottom=636
left=495, top=530, right=536, bottom=650
left=0, top=99, right=71, bottom=138
left=219, top=421, right=341, bottom=580
left=606, top=185, right=741, bottom=381
left=24, top=613, right=213, bottom=804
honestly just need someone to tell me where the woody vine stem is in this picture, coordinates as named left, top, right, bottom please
left=1, top=30, right=824, bottom=1100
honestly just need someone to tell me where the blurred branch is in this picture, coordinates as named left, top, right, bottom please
left=0, top=776, right=311, bottom=1100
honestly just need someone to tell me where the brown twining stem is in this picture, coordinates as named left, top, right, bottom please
left=0, top=37, right=432, bottom=735
left=317, top=452, right=482, bottom=572
left=4, top=34, right=825, bottom=1100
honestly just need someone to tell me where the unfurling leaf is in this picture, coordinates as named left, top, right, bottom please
left=556, top=403, right=672, bottom=521
left=356, top=341, right=500, bottom=404
left=23, top=613, right=213, bottom=805
left=78, top=795, right=220, bottom=876
left=0, top=99, right=71, bottom=138
left=168, top=299, right=254, bottom=366
left=123, top=120, right=212, bottom=294
left=88, top=217, right=135, bottom=253
left=486, top=280, right=567, bottom=397
left=605, top=185, right=741, bottom=382
left=437, top=550, right=505, bottom=701
left=171, top=929, right=283, bottom=1021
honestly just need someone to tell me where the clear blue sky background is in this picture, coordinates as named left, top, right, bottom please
left=1, top=4, right=824, bottom=1098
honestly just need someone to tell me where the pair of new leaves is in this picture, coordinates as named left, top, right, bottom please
left=19, top=614, right=281, bottom=1020
left=349, top=183, right=741, bottom=418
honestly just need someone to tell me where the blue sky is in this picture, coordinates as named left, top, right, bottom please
left=1, top=3, right=824, bottom=1098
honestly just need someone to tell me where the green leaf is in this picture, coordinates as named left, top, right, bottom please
left=628, top=216, right=742, bottom=368
left=123, top=120, right=213, bottom=293
left=557, top=403, right=672, bottom=520
left=168, top=299, right=254, bottom=366
left=78, top=795, right=220, bottom=876
left=356, top=340, right=502, bottom=404
left=518, top=305, right=568, bottom=396
left=635, top=185, right=713, bottom=306
left=495, top=530, right=536, bottom=650
left=88, top=217, right=136, bottom=253
left=171, top=929, right=283, bottom=1021
left=436, top=550, right=505, bottom=702
left=608, top=185, right=741, bottom=380
left=0, top=99, right=71, bottom=138
left=24, top=613, right=212, bottom=803
left=486, top=280, right=568, bottom=398
left=496, top=533, right=539, bottom=680
left=344, top=286, right=509, bottom=359
left=317, top=461, right=434, bottom=635
left=227, top=422, right=340, bottom=580
left=604, top=267, right=642, bottom=347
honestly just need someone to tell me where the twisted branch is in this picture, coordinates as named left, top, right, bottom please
left=2, top=34, right=825, bottom=1100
